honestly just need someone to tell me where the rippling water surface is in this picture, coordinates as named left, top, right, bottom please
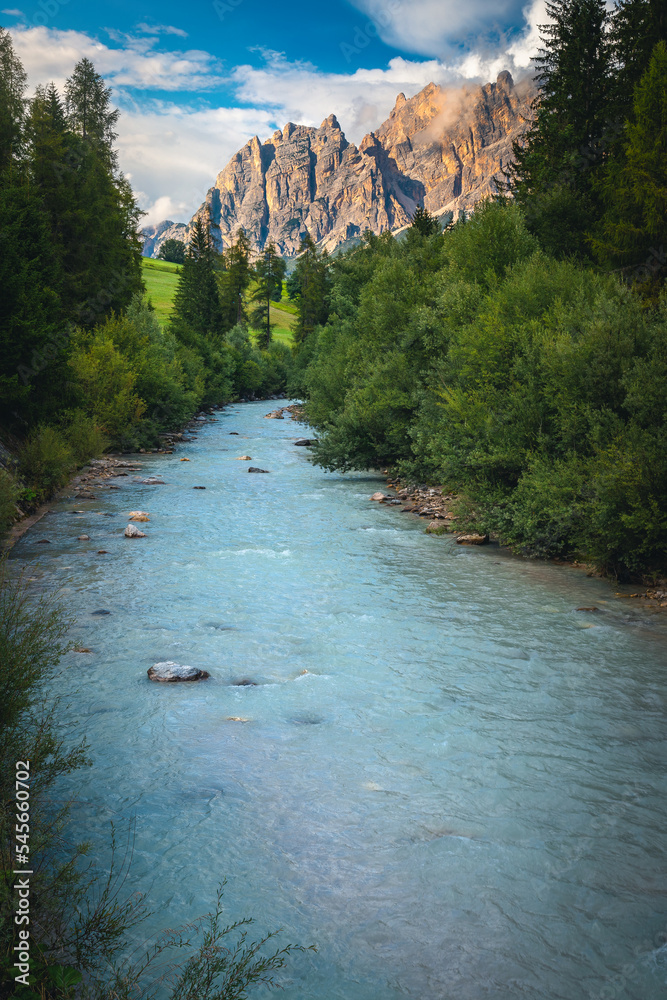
left=13, top=401, right=667, bottom=1000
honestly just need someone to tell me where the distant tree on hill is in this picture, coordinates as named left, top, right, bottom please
left=250, top=243, right=286, bottom=349
left=219, top=228, right=252, bottom=330
left=172, top=214, right=224, bottom=338
left=158, top=238, right=186, bottom=264
left=293, top=234, right=330, bottom=346
left=410, top=206, right=440, bottom=236
left=286, top=269, right=301, bottom=300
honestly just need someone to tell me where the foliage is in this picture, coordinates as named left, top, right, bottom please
left=410, top=206, right=440, bottom=236
left=0, top=468, right=19, bottom=531
left=219, top=229, right=252, bottom=331
left=249, top=243, right=286, bottom=349
left=171, top=216, right=223, bottom=339
left=18, top=426, right=74, bottom=503
left=158, top=239, right=186, bottom=265
left=593, top=41, right=667, bottom=287
left=292, top=235, right=330, bottom=346
left=298, top=200, right=667, bottom=577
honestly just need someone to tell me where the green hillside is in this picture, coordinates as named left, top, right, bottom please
left=142, top=257, right=181, bottom=326
left=143, top=258, right=295, bottom=345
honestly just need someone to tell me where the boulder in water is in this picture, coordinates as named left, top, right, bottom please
left=147, top=661, right=210, bottom=682
left=294, top=438, right=316, bottom=446
left=456, top=534, right=488, bottom=545
left=370, top=492, right=386, bottom=501
left=248, top=467, right=269, bottom=473
left=124, top=523, right=147, bottom=538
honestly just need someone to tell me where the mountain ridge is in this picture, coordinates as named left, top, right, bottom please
left=143, top=71, right=535, bottom=259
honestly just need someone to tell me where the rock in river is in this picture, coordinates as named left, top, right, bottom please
left=148, top=661, right=210, bottom=682
left=456, top=534, right=489, bottom=546
left=294, top=438, right=316, bottom=446
left=370, top=492, right=386, bottom=501
left=248, top=467, right=269, bottom=473
left=124, top=523, right=147, bottom=538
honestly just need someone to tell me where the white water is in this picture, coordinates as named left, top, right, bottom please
left=13, top=401, right=667, bottom=999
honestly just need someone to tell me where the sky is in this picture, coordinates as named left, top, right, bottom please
left=2, top=0, right=547, bottom=226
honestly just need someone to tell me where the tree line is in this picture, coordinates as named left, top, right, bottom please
left=292, top=0, right=667, bottom=580
left=0, top=30, right=331, bottom=531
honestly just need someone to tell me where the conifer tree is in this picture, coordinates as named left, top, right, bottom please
left=410, top=206, right=440, bottom=236
left=611, top=0, right=667, bottom=98
left=593, top=41, right=667, bottom=286
left=0, top=26, right=26, bottom=177
left=250, top=243, right=286, bottom=349
left=507, top=0, right=611, bottom=256
left=219, top=228, right=252, bottom=329
left=65, top=57, right=119, bottom=170
left=172, top=214, right=224, bottom=338
left=293, top=234, right=329, bottom=346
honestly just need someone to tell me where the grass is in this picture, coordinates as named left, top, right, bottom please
left=141, top=259, right=296, bottom=346
left=142, top=258, right=181, bottom=327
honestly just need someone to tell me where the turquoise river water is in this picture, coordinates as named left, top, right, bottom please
left=11, top=400, right=667, bottom=1000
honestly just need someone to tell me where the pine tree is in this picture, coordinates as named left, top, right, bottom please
left=293, top=234, right=329, bottom=346
left=410, top=206, right=440, bottom=236
left=172, top=214, right=224, bottom=337
left=250, top=243, right=286, bottom=349
left=507, top=0, right=612, bottom=256
left=593, top=41, right=667, bottom=287
left=612, top=0, right=667, bottom=98
left=53, top=60, right=143, bottom=322
left=65, top=57, right=119, bottom=170
left=219, top=228, right=252, bottom=330
left=0, top=27, right=26, bottom=177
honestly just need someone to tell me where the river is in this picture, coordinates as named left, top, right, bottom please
left=12, top=400, right=667, bottom=999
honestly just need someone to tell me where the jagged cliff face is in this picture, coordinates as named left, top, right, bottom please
left=143, top=72, right=535, bottom=259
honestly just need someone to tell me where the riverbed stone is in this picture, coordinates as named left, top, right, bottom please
left=370, top=492, right=386, bottom=501
left=78, top=534, right=90, bottom=540
left=294, top=438, right=316, bottom=446
left=456, top=534, right=489, bottom=545
left=124, top=523, right=147, bottom=538
left=148, top=661, right=210, bottom=682
left=248, top=467, right=269, bottom=473
left=236, top=455, right=252, bottom=460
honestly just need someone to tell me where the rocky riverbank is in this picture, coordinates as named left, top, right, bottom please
left=369, top=476, right=667, bottom=610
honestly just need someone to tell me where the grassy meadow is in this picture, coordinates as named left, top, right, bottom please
left=142, top=257, right=182, bottom=326
left=142, top=257, right=295, bottom=346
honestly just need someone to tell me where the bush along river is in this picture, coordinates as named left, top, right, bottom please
left=11, top=400, right=667, bottom=1000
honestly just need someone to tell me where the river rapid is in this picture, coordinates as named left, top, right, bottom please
left=12, top=400, right=667, bottom=1000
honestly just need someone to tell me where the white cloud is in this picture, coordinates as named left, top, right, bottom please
left=9, top=25, right=226, bottom=91
left=2, top=9, right=24, bottom=16
left=135, top=23, right=189, bottom=38
left=346, top=0, right=529, bottom=59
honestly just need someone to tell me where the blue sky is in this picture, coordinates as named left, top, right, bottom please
left=3, top=0, right=546, bottom=224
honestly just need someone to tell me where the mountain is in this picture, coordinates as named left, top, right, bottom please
left=142, top=71, right=535, bottom=259
left=142, top=219, right=188, bottom=257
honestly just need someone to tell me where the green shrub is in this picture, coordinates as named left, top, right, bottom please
left=19, top=425, right=74, bottom=502
left=0, top=468, right=19, bottom=532
left=60, top=409, right=108, bottom=464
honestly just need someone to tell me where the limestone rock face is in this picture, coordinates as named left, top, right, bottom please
left=375, top=72, right=535, bottom=226
left=144, top=72, right=535, bottom=259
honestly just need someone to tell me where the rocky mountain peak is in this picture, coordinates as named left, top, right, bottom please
left=144, top=72, right=536, bottom=259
